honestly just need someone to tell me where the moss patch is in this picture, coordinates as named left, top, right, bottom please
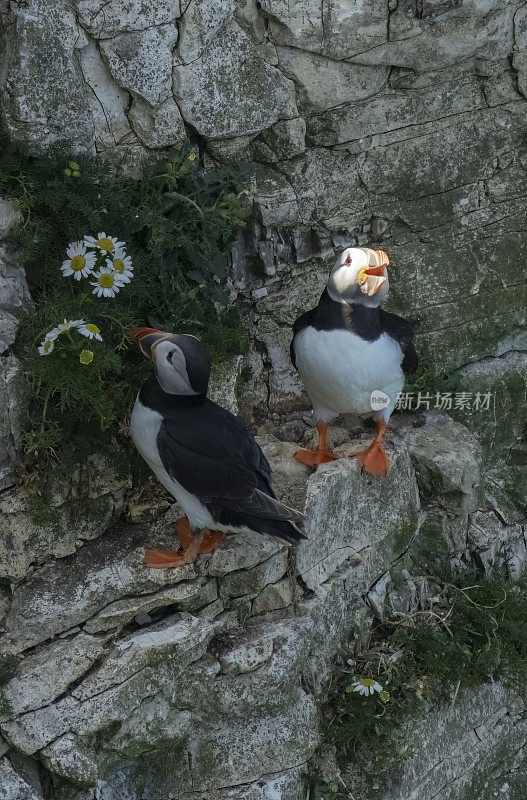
left=401, top=341, right=460, bottom=403
left=0, top=655, right=17, bottom=686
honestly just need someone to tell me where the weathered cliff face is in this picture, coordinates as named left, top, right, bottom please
left=1, top=0, right=526, bottom=411
left=1, top=414, right=525, bottom=800
left=1, top=1, right=527, bottom=798
left=1, top=0, right=526, bottom=423
left=4, top=0, right=524, bottom=506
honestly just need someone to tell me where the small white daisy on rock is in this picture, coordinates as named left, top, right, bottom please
left=61, top=242, right=96, bottom=280
left=350, top=678, right=383, bottom=697
left=84, top=232, right=125, bottom=253
left=91, top=267, right=124, bottom=298
left=38, top=339, right=55, bottom=356
left=78, top=322, right=103, bottom=341
left=57, top=319, right=84, bottom=334
left=106, top=250, right=133, bottom=283
left=43, top=327, right=60, bottom=342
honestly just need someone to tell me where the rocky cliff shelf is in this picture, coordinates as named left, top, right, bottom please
left=1, top=415, right=525, bottom=799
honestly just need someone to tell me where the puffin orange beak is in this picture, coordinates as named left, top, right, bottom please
left=360, top=249, right=389, bottom=295
left=129, top=327, right=172, bottom=360
left=377, top=249, right=389, bottom=268
left=364, top=264, right=385, bottom=277
left=364, top=250, right=389, bottom=277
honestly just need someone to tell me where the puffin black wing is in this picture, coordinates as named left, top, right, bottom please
left=156, top=398, right=306, bottom=545
left=290, top=310, right=312, bottom=370
left=379, top=309, right=419, bottom=374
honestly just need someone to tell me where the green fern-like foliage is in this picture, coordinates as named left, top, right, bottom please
left=0, top=134, right=251, bottom=472
left=324, top=568, right=527, bottom=796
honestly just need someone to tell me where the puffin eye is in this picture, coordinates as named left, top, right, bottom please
left=166, top=349, right=175, bottom=363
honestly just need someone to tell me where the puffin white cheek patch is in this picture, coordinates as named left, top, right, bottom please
left=333, top=265, right=357, bottom=292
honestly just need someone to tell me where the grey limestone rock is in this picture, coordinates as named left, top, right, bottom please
left=0, top=420, right=524, bottom=798
left=0, top=1, right=526, bottom=796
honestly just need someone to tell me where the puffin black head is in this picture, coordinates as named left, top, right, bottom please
left=131, top=327, right=211, bottom=396
left=327, top=247, right=390, bottom=308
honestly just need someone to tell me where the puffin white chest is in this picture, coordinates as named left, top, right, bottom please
left=130, top=397, right=164, bottom=471
left=294, top=327, right=404, bottom=419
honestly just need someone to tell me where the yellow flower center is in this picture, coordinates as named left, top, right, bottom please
left=113, top=259, right=125, bottom=273
left=359, top=679, right=376, bottom=687
left=86, top=323, right=100, bottom=334
left=70, top=255, right=86, bottom=272
left=80, top=349, right=94, bottom=365
left=44, top=341, right=53, bottom=353
left=96, top=237, right=114, bottom=251
left=99, top=273, right=115, bottom=288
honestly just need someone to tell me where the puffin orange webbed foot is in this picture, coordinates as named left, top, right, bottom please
left=143, top=549, right=190, bottom=569
left=198, top=530, right=226, bottom=554
left=352, top=419, right=390, bottom=477
left=295, top=421, right=339, bottom=469
left=294, top=448, right=339, bottom=467
left=176, top=516, right=225, bottom=555
left=143, top=519, right=226, bottom=569
left=354, top=441, right=389, bottom=476
left=175, top=516, right=193, bottom=550
left=144, top=528, right=204, bottom=569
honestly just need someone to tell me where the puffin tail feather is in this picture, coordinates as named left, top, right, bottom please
left=265, top=519, right=308, bottom=547
left=213, top=492, right=307, bottom=545
left=252, top=489, right=306, bottom=525
left=246, top=516, right=307, bottom=547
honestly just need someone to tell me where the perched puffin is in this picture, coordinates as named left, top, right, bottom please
left=130, top=328, right=306, bottom=567
left=290, top=247, right=418, bottom=476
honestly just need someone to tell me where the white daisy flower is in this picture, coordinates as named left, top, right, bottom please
left=57, top=319, right=84, bottom=334
left=351, top=678, right=383, bottom=697
left=78, top=322, right=103, bottom=341
left=106, top=250, right=133, bottom=283
left=44, top=327, right=60, bottom=342
left=84, top=232, right=125, bottom=253
left=90, top=268, right=124, bottom=298
left=61, top=241, right=97, bottom=280
left=38, top=339, right=55, bottom=356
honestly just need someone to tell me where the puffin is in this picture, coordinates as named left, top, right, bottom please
left=290, top=247, right=418, bottom=476
left=130, top=328, right=306, bottom=567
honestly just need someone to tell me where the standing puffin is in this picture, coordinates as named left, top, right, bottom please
left=290, top=247, right=418, bottom=476
left=130, top=328, right=306, bottom=567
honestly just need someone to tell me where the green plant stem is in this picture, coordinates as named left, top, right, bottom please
left=165, top=192, right=203, bottom=215
left=41, top=390, right=51, bottom=427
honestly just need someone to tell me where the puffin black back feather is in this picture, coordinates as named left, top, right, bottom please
left=173, top=335, right=211, bottom=394
left=378, top=310, right=419, bottom=374
left=139, top=377, right=306, bottom=545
